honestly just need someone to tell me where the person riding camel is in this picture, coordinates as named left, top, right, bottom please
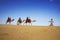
left=6, top=17, right=14, bottom=24
left=8, top=17, right=11, bottom=21
left=18, top=17, right=22, bottom=23
left=25, top=17, right=31, bottom=23
left=17, top=17, right=22, bottom=25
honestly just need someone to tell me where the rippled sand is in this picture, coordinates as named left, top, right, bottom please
left=0, top=24, right=60, bottom=40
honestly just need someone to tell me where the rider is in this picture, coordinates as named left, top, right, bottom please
left=26, top=17, right=31, bottom=23
left=18, top=17, right=22, bottom=23
left=26, top=17, right=29, bottom=20
left=7, top=17, right=11, bottom=21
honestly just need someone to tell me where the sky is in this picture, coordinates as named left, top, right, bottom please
left=0, top=0, right=60, bottom=26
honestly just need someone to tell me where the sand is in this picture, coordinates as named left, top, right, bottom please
left=0, top=24, right=60, bottom=40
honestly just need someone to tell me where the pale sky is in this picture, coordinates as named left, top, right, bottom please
left=0, top=0, right=60, bottom=26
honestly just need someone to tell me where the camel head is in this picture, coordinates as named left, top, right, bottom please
left=23, top=20, right=25, bottom=22
left=32, top=20, right=36, bottom=22
left=12, top=19, right=14, bottom=22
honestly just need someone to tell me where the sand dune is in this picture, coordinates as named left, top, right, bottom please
left=0, top=24, right=60, bottom=40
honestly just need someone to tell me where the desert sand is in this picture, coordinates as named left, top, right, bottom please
left=0, top=24, right=60, bottom=40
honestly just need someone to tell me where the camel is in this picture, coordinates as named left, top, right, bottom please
left=17, top=17, right=36, bottom=25
left=17, top=18, right=23, bottom=25
left=23, top=17, right=36, bottom=25
left=6, top=17, right=14, bottom=24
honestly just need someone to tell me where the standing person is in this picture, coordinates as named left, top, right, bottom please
left=49, top=19, right=54, bottom=26
left=49, top=19, right=56, bottom=31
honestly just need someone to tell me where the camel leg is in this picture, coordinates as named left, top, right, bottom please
left=23, top=22, right=25, bottom=25
left=28, top=23, right=32, bottom=26
left=29, top=23, right=32, bottom=26
left=23, top=23, right=27, bottom=26
left=25, top=23, right=27, bottom=26
left=30, top=23, right=32, bottom=26
left=17, top=22, right=19, bottom=25
left=17, top=23, right=21, bottom=25
left=23, top=23, right=24, bottom=25
left=28, top=23, right=31, bottom=26
left=6, top=22, right=8, bottom=24
left=9, top=22, right=11, bottom=24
